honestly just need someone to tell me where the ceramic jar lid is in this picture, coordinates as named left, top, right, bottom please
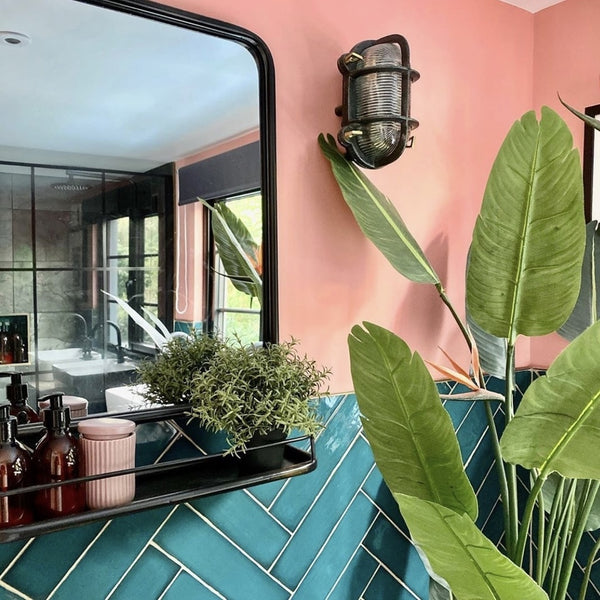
left=39, top=395, right=88, bottom=411
left=78, top=417, right=135, bottom=440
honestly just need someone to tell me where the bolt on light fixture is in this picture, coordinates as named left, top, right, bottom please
left=335, top=34, right=419, bottom=169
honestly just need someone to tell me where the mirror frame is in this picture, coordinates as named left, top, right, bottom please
left=583, top=103, right=600, bottom=223
left=78, top=0, right=279, bottom=343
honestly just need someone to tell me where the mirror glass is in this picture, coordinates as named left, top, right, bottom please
left=0, top=0, right=277, bottom=415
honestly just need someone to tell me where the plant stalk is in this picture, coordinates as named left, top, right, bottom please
left=555, top=480, right=600, bottom=600
left=504, top=341, right=519, bottom=560
left=578, top=532, right=600, bottom=600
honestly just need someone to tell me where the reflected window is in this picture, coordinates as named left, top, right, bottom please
left=211, top=192, right=262, bottom=344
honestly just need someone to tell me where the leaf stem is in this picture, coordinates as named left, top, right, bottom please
left=578, top=530, right=600, bottom=600
left=555, top=479, right=600, bottom=600
left=504, top=341, right=519, bottom=560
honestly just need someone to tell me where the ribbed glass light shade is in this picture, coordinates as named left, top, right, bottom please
left=336, top=35, right=419, bottom=169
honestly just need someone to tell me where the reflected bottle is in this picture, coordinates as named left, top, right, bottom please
left=0, top=402, right=33, bottom=527
left=8, top=324, right=25, bottom=364
left=0, top=324, right=12, bottom=365
left=32, top=393, right=85, bottom=519
left=3, top=373, right=41, bottom=425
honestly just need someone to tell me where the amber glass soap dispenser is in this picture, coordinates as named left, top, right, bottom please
left=0, top=401, right=33, bottom=527
left=33, top=393, right=85, bottom=519
left=0, top=372, right=41, bottom=424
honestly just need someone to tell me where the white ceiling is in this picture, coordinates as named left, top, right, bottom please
left=0, top=0, right=259, bottom=172
left=497, top=0, right=567, bottom=12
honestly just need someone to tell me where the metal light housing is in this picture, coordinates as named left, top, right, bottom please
left=336, top=34, right=419, bottom=169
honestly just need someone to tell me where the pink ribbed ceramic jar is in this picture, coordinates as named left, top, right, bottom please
left=77, top=418, right=136, bottom=509
left=39, top=395, right=88, bottom=418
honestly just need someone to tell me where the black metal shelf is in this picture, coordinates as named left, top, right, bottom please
left=0, top=407, right=317, bottom=543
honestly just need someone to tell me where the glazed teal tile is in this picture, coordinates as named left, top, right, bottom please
left=162, top=571, right=221, bottom=600
left=455, top=410, right=488, bottom=464
left=172, top=419, right=229, bottom=455
left=361, top=470, right=406, bottom=531
left=363, top=568, right=417, bottom=600
left=248, top=393, right=346, bottom=507
left=135, top=421, right=177, bottom=466
left=0, top=584, right=28, bottom=600
left=190, top=489, right=289, bottom=568
left=247, top=478, right=286, bottom=508
left=271, top=436, right=374, bottom=589
left=3, top=521, right=106, bottom=599
left=154, top=505, right=289, bottom=600
left=474, top=467, right=501, bottom=530
left=327, top=547, right=377, bottom=600
left=292, top=493, right=377, bottom=599
left=0, top=539, right=29, bottom=573
left=363, top=514, right=428, bottom=598
left=51, top=506, right=171, bottom=600
left=109, top=546, right=178, bottom=600
left=465, top=430, right=494, bottom=491
left=270, top=395, right=363, bottom=529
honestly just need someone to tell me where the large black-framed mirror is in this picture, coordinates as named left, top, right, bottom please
left=0, top=0, right=278, bottom=414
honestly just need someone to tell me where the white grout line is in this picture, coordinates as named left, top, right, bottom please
left=360, top=546, right=421, bottom=599
left=46, top=520, right=113, bottom=600
left=183, top=503, right=293, bottom=595
left=0, top=537, right=35, bottom=580
left=242, top=489, right=293, bottom=536
left=156, top=567, right=182, bottom=600
left=0, top=579, right=33, bottom=600
left=267, top=428, right=366, bottom=573
left=151, top=543, right=227, bottom=600
left=105, top=505, right=180, bottom=600
left=262, top=395, right=352, bottom=513
left=358, top=564, right=379, bottom=600
left=289, top=464, right=379, bottom=597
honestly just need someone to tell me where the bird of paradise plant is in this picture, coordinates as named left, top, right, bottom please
left=319, top=105, right=600, bottom=600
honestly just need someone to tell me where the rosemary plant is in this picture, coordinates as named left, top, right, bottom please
left=136, top=329, right=224, bottom=406
left=188, top=338, right=330, bottom=455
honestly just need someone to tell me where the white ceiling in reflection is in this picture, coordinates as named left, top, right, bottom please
left=0, top=0, right=259, bottom=172
left=497, top=0, right=566, bottom=12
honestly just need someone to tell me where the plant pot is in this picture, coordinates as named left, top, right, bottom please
left=241, top=428, right=287, bottom=473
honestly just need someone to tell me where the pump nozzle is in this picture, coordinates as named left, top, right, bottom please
left=38, top=393, right=70, bottom=431
left=0, top=401, right=17, bottom=444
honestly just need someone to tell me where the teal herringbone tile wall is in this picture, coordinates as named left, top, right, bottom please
left=0, top=377, right=538, bottom=600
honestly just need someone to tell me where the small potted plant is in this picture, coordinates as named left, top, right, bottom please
left=188, top=337, right=330, bottom=469
left=136, top=329, right=224, bottom=406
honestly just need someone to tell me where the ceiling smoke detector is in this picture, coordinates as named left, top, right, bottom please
left=0, top=32, right=31, bottom=47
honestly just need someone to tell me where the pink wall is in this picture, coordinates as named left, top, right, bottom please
left=164, top=0, right=534, bottom=392
left=529, top=0, right=600, bottom=367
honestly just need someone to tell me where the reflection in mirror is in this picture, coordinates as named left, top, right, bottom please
left=583, top=103, right=600, bottom=222
left=0, top=0, right=277, bottom=416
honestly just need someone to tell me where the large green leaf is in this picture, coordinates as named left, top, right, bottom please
left=349, top=322, right=478, bottom=520
left=319, top=134, right=440, bottom=285
left=202, top=199, right=262, bottom=302
left=500, top=319, right=600, bottom=479
left=558, top=220, right=600, bottom=341
left=467, top=107, right=585, bottom=341
left=396, top=495, right=548, bottom=600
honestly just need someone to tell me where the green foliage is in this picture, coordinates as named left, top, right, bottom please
left=349, top=322, right=478, bottom=520
left=397, top=494, right=547, bottom=600
left=319, top=106, right=600, bottom=600
left=188, top=338, right=330, bottom=454
left=136, top=329, right=224, bottom=405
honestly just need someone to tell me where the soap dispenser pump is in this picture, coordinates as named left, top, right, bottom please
left=32, top=393, right=85, bottom=519
left=0, top=401, right=33, bottom=527
left=0, top=372, right=41, bottom=424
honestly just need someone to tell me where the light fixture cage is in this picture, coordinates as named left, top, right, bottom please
left=336, top=34, right=419, bottom=169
